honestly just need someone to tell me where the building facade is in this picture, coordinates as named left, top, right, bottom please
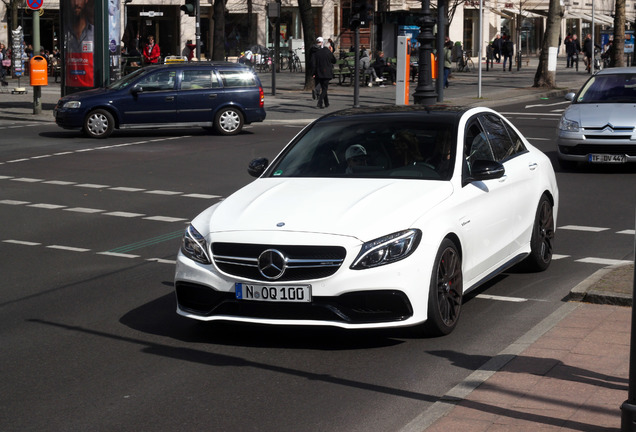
left=1, top=0, right=634, bottom=66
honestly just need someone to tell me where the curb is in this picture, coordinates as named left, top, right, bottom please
left=569, top=263, right=634, bottom=306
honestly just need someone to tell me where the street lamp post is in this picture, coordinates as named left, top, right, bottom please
left=413, top=0, right=437, bottom=105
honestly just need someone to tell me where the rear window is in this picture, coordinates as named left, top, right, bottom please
left=218, top=70, right=258, bottom=88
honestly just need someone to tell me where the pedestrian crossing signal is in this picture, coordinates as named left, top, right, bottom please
left=180, top=0, right=196, bottom=16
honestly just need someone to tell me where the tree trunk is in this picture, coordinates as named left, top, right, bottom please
left=611, top=0, right=626, bottom=67
left=533, top=0, right=562, bottom=88
left=212, top=0, right=226, bottom=60
left=297, top=0, right=316, bottom=91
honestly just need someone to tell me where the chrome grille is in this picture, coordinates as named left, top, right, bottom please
left=212, top=243, right=346, bottom=282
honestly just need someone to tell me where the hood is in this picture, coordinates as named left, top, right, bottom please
left=199, top=178, right=453, bottom=240
left=567, top=103, right=636, bottom=128
left=61, top=87, right=111, bottom=102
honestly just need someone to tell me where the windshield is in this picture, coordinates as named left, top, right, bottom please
left=268, top=115, right=457, bottom=180
left=107, top=68, right=148, bottom=90
left=576, top=73, right=636, bottom=103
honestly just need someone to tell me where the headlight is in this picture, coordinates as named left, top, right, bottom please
left=181, top=225, right=211, bottom=264
left=62, top=101, right=82, bottom=109
left=351, top=229, right=421, bottom=270
left=559, top=116, right=579, bottom=132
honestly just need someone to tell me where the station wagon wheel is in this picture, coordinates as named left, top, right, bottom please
left=425, top=239, right=463, bottom=336
left=214, top=107, right=244, bottom=136
left=84, top=109, right=114, bottom=139
left=523, top=194, right=554, bottom=272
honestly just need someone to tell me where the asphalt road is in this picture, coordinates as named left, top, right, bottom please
left=1, top=98, right=634, bottom=432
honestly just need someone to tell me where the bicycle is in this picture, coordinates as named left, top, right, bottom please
left=288, top=48, right=303, bottom=73
left=456, top=50, right=474, bottom=72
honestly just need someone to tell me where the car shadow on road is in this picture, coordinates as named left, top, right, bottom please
left=119, top=291, right=406, bottom=350
left=38, top=128, right=256, bottom=140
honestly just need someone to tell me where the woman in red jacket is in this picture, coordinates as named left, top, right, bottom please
left=143, top=35, right=161, bottom=64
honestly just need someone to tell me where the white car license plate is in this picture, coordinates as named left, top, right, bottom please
left=588, top=154, right=626, bottom=163
left=235, top=283, right=311, bottom=302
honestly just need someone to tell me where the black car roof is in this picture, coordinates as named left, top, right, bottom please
left=320, top=104, right=471, bottom=120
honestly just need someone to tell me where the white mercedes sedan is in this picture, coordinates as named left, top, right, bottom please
left=174, top=106, right=559, bottom=336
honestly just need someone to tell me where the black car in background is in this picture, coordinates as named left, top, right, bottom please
left=54, top=62, right=266, bottom=138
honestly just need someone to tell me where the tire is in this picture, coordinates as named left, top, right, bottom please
left=84, top=109, right=114, bottom=139
left=214, top=107, right=244, bottom=136
left=424, top=239, right=463, bottom=336
left=523, top=194, right=555, bottom=272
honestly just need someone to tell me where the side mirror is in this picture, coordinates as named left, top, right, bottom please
left=131, top=84, right=144, bottom=95
left=564, top=92, right=575, bottom=102
left=464, top=159, right=505, bottom=185
left=248, top=158, right=269, bottom=177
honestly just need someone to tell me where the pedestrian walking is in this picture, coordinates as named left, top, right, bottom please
left=308, top=37, right=323, bottom=100
left=492, top=34, right=503, bottom=63
left=443, top=40, right=452, bottom=88
left=502, top=35, right=513, bottom=71
left=310, top=39, right=336, bottom=109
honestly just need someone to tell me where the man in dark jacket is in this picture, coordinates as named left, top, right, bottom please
left=307, top=37, right=323, bottom=99
left=310, top=40, right=336, bottom=109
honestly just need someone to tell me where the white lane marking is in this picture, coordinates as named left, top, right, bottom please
left=0, top=136, right=192, bottom=165
left=12, top=177, right=43, bottom=183
left=500, top=111, right=562, bottom=116
left=75, top=183, right=110, bottom=189
left=64, top=207, right=106, bottom=214
left=28, top=203, right=67, bottom=209
left=476, top=294, right=528, bottom=302
left=109, top=187, right=146, bottom=192
left=182, top=193, right=221, bottom=199
left=146, top=258, right=177, bottom=264
left=143, top=216, right=188, bottom=222
left=1, top=176, right=216, bottom=200
left=47, top=245, right=91, bottom=252
left=576, top=257, right=633, bottom=266
left=524, top=101, right=571, bottom=109
left=145, top=190, right=183, bottom=196
left=3, top=240, right=41, bottom=246
left=3, top=239, right=175, bottom=264
left=559, top=225, right=610, bottom=232
left=618, top=230, right=636, bottom=235
left=97, top=252, right=140, bottom=259
left=0, top=200, right=30, bottom=205
left=103, top=211, right=146, bottom=218
left=43, top=180, right=77, bottom=185
left=553, top=254, right=570, bottom=260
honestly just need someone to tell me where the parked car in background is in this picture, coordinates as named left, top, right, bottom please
left=54, top=62, right=266, bottom=138
left=557, top=67, right=636, bottom=169
left=174, top=106, right=559, bottom=336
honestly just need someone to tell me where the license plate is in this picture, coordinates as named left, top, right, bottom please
left=588, top=154, right=626, bottom=163
left=235, top=283, right=311, bottom=303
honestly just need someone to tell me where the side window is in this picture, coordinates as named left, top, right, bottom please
left=218, top=70, right=257, bottom=88
left=181, top=70, right=216, bottom=90
left=464, top=118, right=493, bottom=171
left=480, top=114, right=512, bottom=161
left=137, top=70, right=176, bottom=92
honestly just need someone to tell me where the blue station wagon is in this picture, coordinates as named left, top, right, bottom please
left=54, top=62, right=266, bottom=138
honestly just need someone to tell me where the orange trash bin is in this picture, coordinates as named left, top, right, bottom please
left=30, top=56, right=49, bottom=86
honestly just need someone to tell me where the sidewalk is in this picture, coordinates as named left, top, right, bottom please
left=0, top=56, right=592, bottom=123
left=1, top=57, right=634, bottom=432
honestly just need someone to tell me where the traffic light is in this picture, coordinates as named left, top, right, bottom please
left=180, top=0, right=196, bottom=16
left=349, top=1, right=369, bottom=30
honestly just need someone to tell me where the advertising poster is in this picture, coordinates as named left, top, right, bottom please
left=108, top=0, right=121, bottom=82
left=64, top=0, right=94, bottom=87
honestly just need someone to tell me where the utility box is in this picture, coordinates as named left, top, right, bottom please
left=30, top=56, right=48, bottom=86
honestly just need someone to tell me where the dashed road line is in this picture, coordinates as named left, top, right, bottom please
left=0, top=200, right=188, bottom=223
left=0, top=175, right=220, bottom=200
left=3, top=239, right=176, bottom=265
left=559, top=225, right=609, bottom=232
left=576, top=257, right=633, bottom=266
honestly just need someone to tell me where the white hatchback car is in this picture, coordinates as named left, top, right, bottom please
left=174, top=106, right=559, bottom=336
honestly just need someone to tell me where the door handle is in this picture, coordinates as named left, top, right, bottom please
left=528, top=162, right=538, bottom=171
left=208, top=94, right=218, bottom=99
left=165, top=96, right=174, bottom=101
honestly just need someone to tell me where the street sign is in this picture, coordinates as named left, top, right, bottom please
left=140, top=11, right=164, bottom=17
left=27, top=0, right=43, bottom=10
